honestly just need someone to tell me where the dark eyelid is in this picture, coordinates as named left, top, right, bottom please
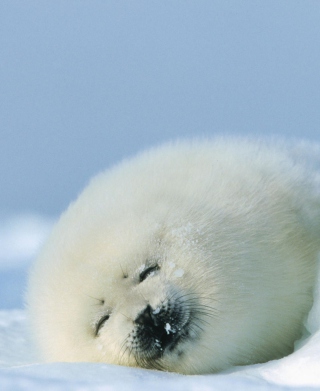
left=139, top=264, right=160, bottom=282
left=95, top=314, right=110, bottom=336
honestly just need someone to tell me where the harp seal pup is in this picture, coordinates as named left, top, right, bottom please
left=26, top=137, right=320, bottom=374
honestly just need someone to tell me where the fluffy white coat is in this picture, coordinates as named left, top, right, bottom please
left=27, top=138, right=320, bottom=374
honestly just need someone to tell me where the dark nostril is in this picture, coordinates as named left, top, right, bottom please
left=135, top=305, right=156, bottom=327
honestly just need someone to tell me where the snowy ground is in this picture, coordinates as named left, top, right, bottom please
left=0, top=216, right=320, bottom=390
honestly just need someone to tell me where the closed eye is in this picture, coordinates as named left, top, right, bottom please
left=139, top=264, right=160, bottom=283
left=95, top=314, right=110, bottom=336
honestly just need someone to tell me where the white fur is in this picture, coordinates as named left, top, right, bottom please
left=26, top=138, right=320, bottom=374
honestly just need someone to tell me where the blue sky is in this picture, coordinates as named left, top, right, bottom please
left=1, top=0, right=320, bottom=215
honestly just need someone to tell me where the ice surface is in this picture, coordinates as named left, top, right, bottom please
left=0, top=215, right=320, bottom=390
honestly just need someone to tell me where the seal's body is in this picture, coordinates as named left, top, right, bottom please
left=27, top=138, right=320, bottom=374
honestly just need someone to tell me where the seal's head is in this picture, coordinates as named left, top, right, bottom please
left=27, top=209, right=225, bottom=374
left=27, top=140, right=319, bottom=374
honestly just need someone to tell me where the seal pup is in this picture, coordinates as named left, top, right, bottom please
left=26, top=138, right=320, bottom=374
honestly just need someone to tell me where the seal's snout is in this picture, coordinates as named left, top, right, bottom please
left=135, top=304, right=178, bottom=352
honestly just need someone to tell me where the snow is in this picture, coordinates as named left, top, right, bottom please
left=152, top=307, right=160, bottom=315
left=173, top=269, right=185, bottom=278
left=139, top=264, right=146, bottom=273
left=165, top=323, right=176, bottom=335
left=0, top=215, right=53, bottom=309
left=0, top=216, right=320, bottom=390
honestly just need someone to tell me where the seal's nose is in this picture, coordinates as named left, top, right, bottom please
left=134, top=305, right=179, bottom=352
left=135, top=305, right=158, bottom=327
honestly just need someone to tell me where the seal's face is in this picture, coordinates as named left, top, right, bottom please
left=93, top=258, right=203, bottom=371
left=78, top=222, right=217, bottom=373
left=28, top=215, right=221, bottom=374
